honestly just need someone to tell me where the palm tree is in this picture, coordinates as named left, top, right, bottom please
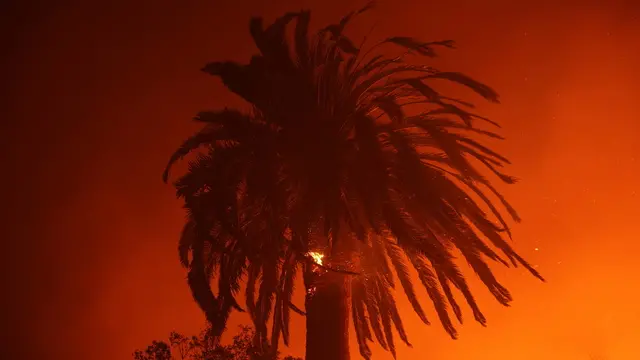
left=162, top=3, right=544, bottom=360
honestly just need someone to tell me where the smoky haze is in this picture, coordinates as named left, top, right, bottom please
left=3, top=0, right=639, bottom=359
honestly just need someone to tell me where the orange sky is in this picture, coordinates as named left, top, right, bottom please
left=4, top=0, right=640, bottom=359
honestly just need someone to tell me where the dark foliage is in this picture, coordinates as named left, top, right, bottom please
left=163, top=2, right=543, bottom=358
left=133, top=325, right=302, bottom=360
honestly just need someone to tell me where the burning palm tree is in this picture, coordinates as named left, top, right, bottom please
left=163, top=2, right=543, bottom=359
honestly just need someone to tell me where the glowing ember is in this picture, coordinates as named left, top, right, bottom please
left=307, top=286, right=317, bottom=297
left=307, top=251, right=324, bottom=266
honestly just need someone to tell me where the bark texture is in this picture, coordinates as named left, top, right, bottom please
left=304, top=271, right=350, bottom=360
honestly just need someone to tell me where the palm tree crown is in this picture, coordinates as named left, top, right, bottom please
left=163, top=3, right=544, bottom=359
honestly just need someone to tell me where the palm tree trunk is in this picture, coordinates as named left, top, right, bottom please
left=304, top=271, right=350, bottom=360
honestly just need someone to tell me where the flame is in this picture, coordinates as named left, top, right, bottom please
left=306, top=286, right=316, bottom=297
left=307, top=251, right=324, bottom=266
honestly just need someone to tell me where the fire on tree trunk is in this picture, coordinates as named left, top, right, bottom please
left=304, top=256, right=350, bottom=360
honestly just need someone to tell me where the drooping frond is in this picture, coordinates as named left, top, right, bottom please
left=384, top=240, right=429, bottom=325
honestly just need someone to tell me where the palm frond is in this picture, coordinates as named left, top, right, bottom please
left=384, top=240, right=429, bottom=324
left=351, top=278, right=373, bottom=359
left=383, top=37, right=456, bottom=57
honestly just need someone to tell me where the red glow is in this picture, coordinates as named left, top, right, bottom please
left=5, top=1, right=639, bottom=359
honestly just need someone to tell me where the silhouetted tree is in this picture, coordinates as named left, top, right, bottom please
left=133, top=325, right=302, bottom=360
left=163, top=2, right=543, bottom=359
